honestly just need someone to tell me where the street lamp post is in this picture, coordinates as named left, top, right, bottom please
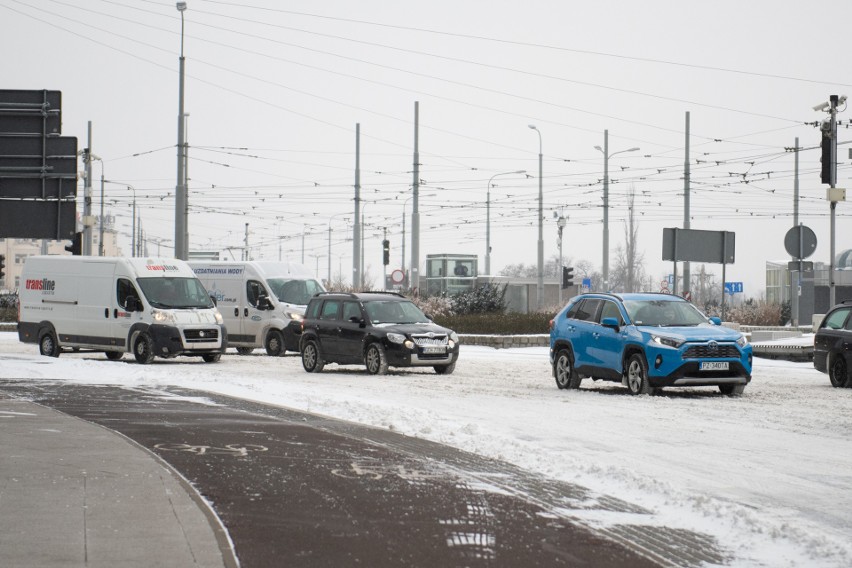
left=175, top=1, right=188, bottom=260
left=528, top=125, right=544, bottom=310
left=128, top=184, right=137, bottom=256
left=594, top=130, right=639, bottom=292
left=486, top=170, right=526, bottom=276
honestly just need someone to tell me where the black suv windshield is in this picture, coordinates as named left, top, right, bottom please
left=137, top=277, right=214, bottom=309
left=364, top=300, right=430, bottom=324
left=267, top=278, right=324, bottom=306
left=624, top=299, right=707, bottom=327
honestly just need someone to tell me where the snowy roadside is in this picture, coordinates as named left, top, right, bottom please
left=1, top=332, right=850, bottom=567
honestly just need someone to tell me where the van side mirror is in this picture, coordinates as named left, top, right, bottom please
left=257, top=294, right=272, bottom=310
left=209, top=294, right=217, bottom=307
left=125, top=295, right=142, bottom=312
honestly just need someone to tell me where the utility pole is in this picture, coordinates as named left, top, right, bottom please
left=244, top=223, right=249, bottom=261
left=828, top=96, right=839, bottom=307
left=175, top=1, right=188, bottom=260
left=83, top=121, right=93, bottom=256
left=411, top=102, right=421, bottom=294
left=353, top=123, right=361, bottom=288
left=683, top=111, right=691, bottom=299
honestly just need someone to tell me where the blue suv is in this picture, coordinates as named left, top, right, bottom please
left=549, top=293, right=752, bottom=396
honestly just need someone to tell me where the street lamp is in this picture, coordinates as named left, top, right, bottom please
left=486, top=170, right=526, bottom=275
left=528, top=125, right=544, bottom=310
left=175, top=1, right=188, bottom=260
left=594, top=129, right=639, bottom=292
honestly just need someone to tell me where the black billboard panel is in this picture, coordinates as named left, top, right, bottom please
left=0, top=177, right=77, bottom=199
left=0, top=199, right=77, bottom=239
left=0, top=136, right=78, bottom=175
left=0, top=90, right=62, bottom=135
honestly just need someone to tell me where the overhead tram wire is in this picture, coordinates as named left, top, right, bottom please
left=195, top=0, right=852, bottom=89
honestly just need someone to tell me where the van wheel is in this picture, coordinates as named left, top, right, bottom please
left=133, top=333, right=155, bottom=364
left=105, top=351, right=123, bottom=361
left=301, top=340, right=324, bottom=373
left=265, top=330, right=285, bottom=357
left=365, top=343, right=388, bottom=375
left=39, top=332, right=60, bottom=358
left=202, top=353, right=221, bottom=363
left=236, top=347, right=254, bottom=356
left=626, top=353, right=656, bottom=395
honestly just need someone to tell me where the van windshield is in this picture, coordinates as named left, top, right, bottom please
left=137, top=277, right=214, bottom=309
left=267, top=278, right=324, bottom=306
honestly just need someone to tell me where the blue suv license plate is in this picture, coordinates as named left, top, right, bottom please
left=700, top=361, right=729, bottom=371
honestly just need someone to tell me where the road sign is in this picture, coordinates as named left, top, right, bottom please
left=662, top=228, right=735, bottom=264
left=724, top=282, right=743, bottom=295
left=783, top=225, right=817, bottom=259
left=390, top=269, right=405, bottom=284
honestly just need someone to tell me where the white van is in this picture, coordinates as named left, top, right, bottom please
left=18, top=256, right=227, bottom=364
left=188, top=261, right=324, bottom=356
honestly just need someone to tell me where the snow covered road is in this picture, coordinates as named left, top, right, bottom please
left=1, top=332, right=849, bottom=567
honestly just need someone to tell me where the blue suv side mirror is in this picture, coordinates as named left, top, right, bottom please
left=709, top=316, right=722, bottom=325
left=601, top=317, right=620, bottom=330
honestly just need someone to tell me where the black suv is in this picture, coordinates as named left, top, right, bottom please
left=299, top=292, right=460, bottom=375
left=814, top=299, right=852, bottom=387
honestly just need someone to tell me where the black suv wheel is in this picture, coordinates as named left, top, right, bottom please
left=301, top=339, right=324, bottom=373
left=365, top=343, right=388, bottom=375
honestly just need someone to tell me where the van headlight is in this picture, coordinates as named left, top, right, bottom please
left=736, top=335, right=749, bottom=347
left=285, top=311, right=304, bottom=322
left=652, top=334, right=684, bottom=348
left=152, top=308, right=176, bottom=324
left=214, top=310, right=224, bottom=325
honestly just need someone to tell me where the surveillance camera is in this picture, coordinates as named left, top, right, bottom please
left=813, top=101, right=830, bottom=112
left=840, top=95, right=848, bottom=105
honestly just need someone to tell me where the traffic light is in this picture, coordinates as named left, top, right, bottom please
left=562, top=266, right=574, bottom=289
left=382, top=239, right=390, bottom=266
left=0, top=254, right=5, bottom=282
left=820, top=127, right=832, bottom=185
left=65, top=232, right=82, bottom=255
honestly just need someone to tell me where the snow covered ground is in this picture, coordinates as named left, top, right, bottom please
left=1, top=332, right=850, bottom=568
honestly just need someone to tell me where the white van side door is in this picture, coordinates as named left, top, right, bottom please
left=243, top=279, right=270, bottom=344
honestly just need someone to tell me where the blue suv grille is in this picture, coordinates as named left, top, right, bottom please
left=684, top=344, right=739, bottom=359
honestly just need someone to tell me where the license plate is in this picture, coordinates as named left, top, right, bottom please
left=700, top=361, right=729, bottom=371
left=423, top=346, right=446, bottom=355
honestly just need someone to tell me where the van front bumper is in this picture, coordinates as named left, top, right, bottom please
left=150, top=323, right=227, bottom=356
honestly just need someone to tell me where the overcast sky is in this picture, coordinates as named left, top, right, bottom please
left=3, top=0, right=850, bottom=296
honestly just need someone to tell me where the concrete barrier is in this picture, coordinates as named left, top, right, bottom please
left=459, top=334, right=550, bottom=349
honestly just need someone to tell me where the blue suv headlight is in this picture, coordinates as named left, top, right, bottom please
left=736, top=335, right=749, bottom=348
left=652, top=334, right=684, bottom=348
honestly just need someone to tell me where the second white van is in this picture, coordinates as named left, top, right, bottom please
left=189, top=261, right=325, bottom=356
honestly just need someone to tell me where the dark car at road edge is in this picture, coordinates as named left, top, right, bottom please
left=299, top=291, right=459, bottom=375
left=813, top=299, right=852, bottom=388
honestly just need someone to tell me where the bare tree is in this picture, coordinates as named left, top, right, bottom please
left=610, top=186, right=646, bottom=292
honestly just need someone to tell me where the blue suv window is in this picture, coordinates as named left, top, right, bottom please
left=574, top=299, right=601, bottom=322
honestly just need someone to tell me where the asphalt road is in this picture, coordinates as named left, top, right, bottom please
left=0, top=380, right=725, bottom=567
